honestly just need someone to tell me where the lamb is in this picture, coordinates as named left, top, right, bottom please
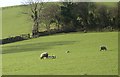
left=48, top=55, right=56, bottom=59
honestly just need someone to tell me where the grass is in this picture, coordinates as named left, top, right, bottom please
left=2, top=2, right=118, bottom=75
left=96, top=2, right=118, bottom=7
left=2, top=32, right=118, bottom=75
left=2, top=6, right=32, bottom=39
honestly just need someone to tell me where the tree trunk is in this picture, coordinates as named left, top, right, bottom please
left=32, top=21, right=39, bottom=38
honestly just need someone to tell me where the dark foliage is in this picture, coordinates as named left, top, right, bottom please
left=60, top=2, right=118, bottom=32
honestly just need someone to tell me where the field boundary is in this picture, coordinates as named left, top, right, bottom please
left=0, top=7, right=2, bottom=77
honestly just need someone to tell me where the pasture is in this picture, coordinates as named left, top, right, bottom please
left=2, top=32, right=118, bottom=75
left=2, top=6, right=32, bottom=39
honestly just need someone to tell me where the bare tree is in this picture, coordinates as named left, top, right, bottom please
left=24, top=0, right=44, bottom=37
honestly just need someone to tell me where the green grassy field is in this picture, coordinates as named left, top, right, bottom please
left=2, top=2, right=118, bottom=75
left=2, top=6, right=32, bottom=39
left=2, top=32, right=118, bottom=75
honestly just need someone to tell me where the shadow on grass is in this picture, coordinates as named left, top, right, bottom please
left=2, top=41, right=76, bottom=54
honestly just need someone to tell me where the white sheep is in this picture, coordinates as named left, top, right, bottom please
left=48, top=55, right=56, bottom=59
left=40, top=52, right=48, bottom=59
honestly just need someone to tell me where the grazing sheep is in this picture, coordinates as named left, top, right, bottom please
left=100, top=46, right=107, bottom=51
left=48, top=55, right=56, bottom=59
left=40, top=52, right=48, bottom=59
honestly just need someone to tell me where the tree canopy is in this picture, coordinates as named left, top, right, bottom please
left=25, top=1, right=119, bottom=37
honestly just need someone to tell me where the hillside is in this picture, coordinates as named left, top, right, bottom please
left=2, top=2, right=118, bottom=39
left=2, top=6, right=32, bottom=39
left=2, top=2, right=118, bottom=75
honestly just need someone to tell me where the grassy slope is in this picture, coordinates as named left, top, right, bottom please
left=2, top=3, right=118, bottom=75
left=2, top=6, right=32, bottom=39
left=2, top=32, right=118, bottom=75
left=96, top=2, right=118, bottom=7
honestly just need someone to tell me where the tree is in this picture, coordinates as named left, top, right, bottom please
left=107, top=6, right=118, bottom=30
left=61, top=2, right=77, bottom=32
left=24, top=0, right=44, bottom=37
left=61, top=2, right=94, bottom=31
left=40, top=3, right=61, bottom=33
left=118, top=1, right=120, bottom=30
left=96, top=5, right=111, bottom=31
left=87, top=3, right=97, bottom=30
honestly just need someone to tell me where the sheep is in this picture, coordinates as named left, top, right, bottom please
left=48, top=55, right=56, bottom=59
left=40, top=52, right=48, bottom=59
left=100, top=45, right=107, bottom=51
